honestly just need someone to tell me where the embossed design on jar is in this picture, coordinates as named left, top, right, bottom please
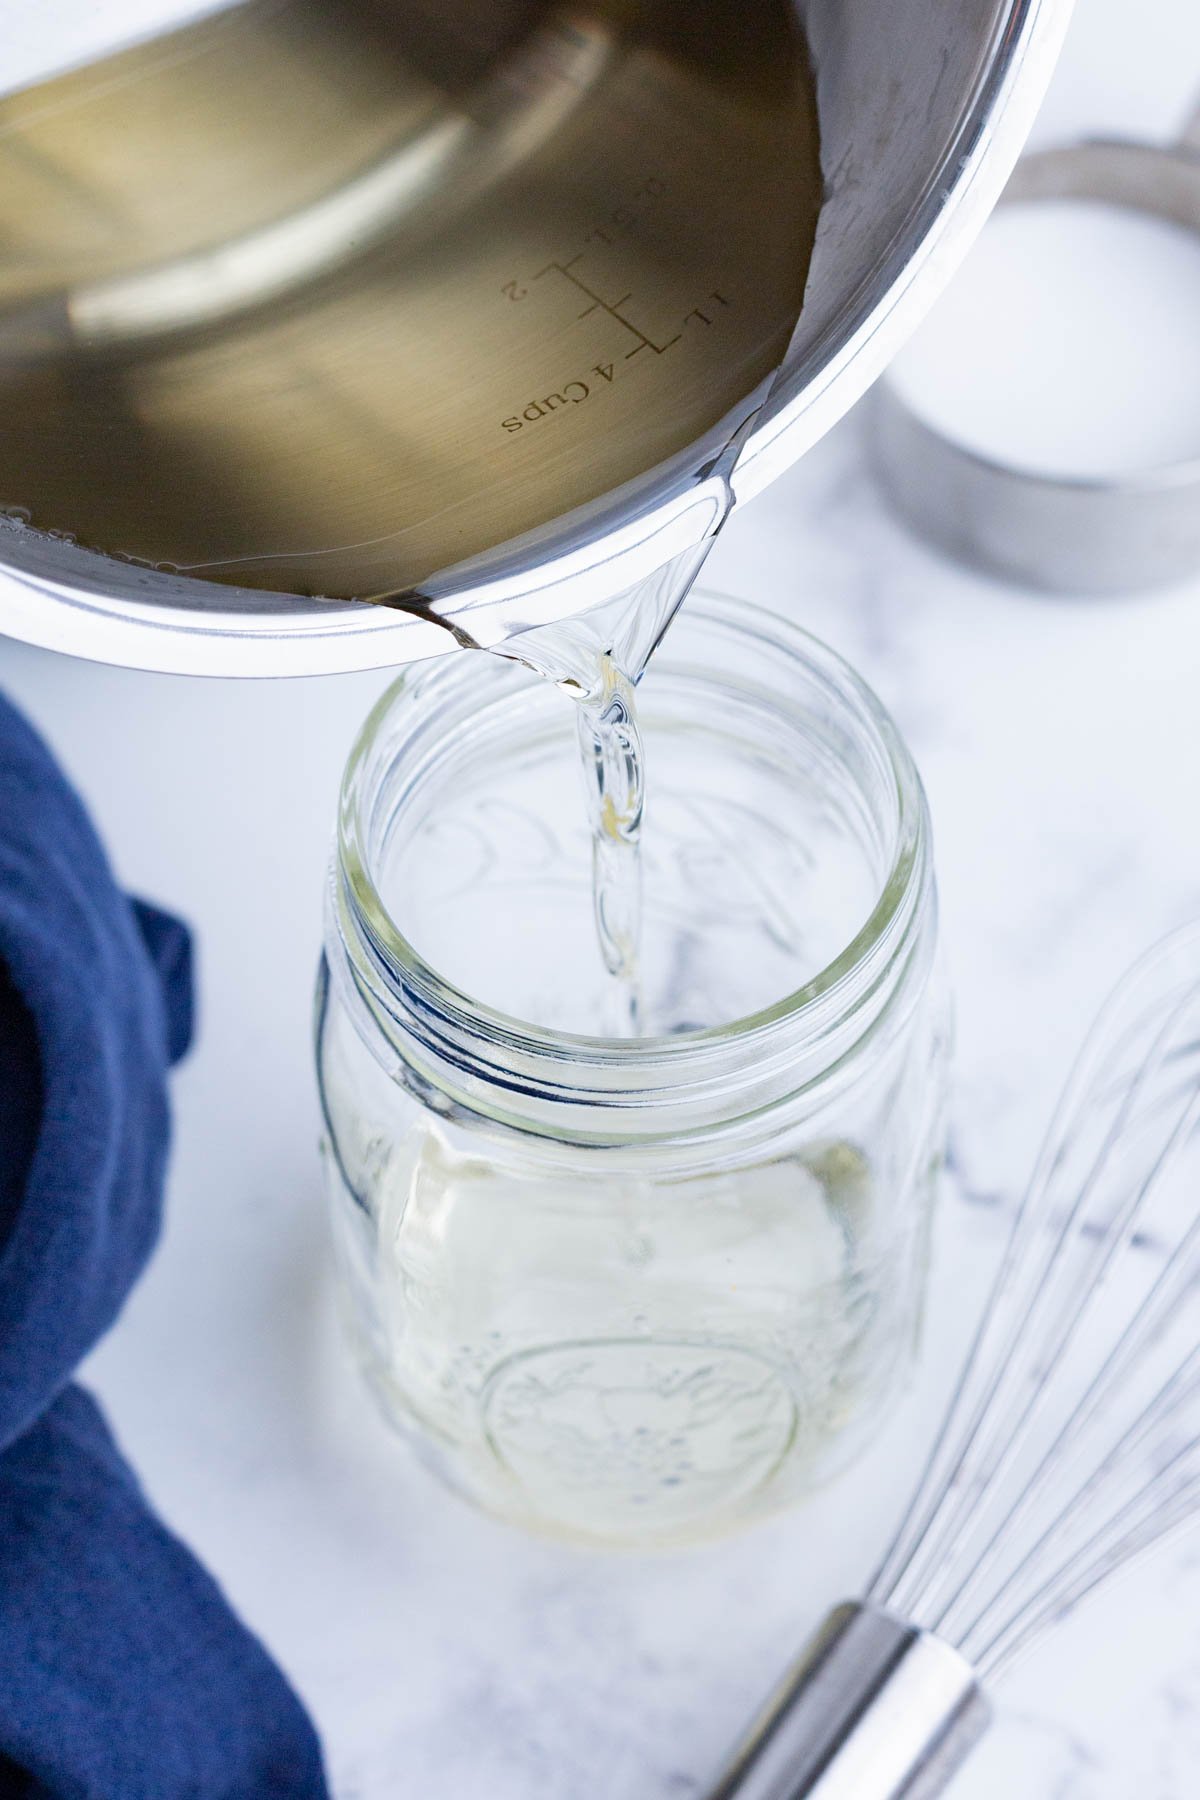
left=481, top=1339, right=799, bottom=1542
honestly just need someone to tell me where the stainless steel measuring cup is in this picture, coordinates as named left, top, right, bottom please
left=874, top=102, right=1200, bottom=593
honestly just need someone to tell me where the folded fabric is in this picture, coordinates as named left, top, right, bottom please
left=0, top=693, right=328, bottom=1798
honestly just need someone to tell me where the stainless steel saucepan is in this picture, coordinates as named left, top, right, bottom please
left=0, top=0, right=1069, bottom=675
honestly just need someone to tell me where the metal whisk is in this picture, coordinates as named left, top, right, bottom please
left=707, top=919, right=1200, bottom=1800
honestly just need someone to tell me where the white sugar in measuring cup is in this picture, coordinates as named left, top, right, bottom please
left=874, top=101, right=1200, bottom=594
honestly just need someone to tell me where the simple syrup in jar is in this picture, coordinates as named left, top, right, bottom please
left=317, top=593, right=947, bottom=1546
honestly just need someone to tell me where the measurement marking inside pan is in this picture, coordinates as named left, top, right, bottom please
left=536, top=259, right=682, bottom=356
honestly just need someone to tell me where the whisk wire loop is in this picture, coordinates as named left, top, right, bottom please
left=865, top=947, right=1179, bottom=1602
left=931, top=1075, right=1200, bottom=1642
left=878, top=966, right=1200, bottom=1623
left=973, top=1466, right=1200, bottom=1678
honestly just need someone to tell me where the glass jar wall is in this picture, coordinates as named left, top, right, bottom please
left=316, top=593, right=948, bottom=1547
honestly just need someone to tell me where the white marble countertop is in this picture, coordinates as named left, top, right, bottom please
left=3, top=2, right=1200, bottom=1793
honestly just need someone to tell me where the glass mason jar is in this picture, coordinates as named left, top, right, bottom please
left=316, top=592, right=948, bottom=1548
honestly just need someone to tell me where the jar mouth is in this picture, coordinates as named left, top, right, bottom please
left=334, top=589, right=930, bottom=1099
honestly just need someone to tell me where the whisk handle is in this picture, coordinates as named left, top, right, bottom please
left=704, top=1602, right=990, bottom=1800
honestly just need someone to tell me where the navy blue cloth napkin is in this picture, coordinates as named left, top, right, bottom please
left=0, top=693, right=329, bottom=1799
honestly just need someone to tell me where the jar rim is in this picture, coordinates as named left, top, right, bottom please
left=334, top=590, right=930, bottom=1101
